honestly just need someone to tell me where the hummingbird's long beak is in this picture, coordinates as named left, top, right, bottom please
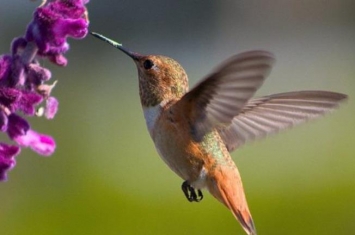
left=90, top=32, right=141, bottom=60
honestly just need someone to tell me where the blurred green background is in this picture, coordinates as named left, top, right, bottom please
left=1, top=1, right=355, bottom=234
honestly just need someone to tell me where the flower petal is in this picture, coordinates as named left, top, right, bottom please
left=19, top=91, right=43, bottom=115
left=14, top=130, right=55, bottom=156
left=45, top=97, right=59, bottom=119
left=0, top=55, right=12, bottom=80
left=0, top=111, right=8, bottom=132
left=54, top=18, right=89, bottom=39
left=27, top=63, right=52, bottom=86
left=0, top=143, right=20, bottom=181
left=48, top=53, right=68, bottom=66
left=0, top=87, right=21, bottom=112
left=7, top=114, right=30, bottom=139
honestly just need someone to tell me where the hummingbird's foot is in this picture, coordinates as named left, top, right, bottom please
left=181, top=181, right=203, bottom=202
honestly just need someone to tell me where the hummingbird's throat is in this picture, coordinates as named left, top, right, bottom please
left=139, top=81, right=185, bottom=107
left=138, top=76, right=163, bottom=107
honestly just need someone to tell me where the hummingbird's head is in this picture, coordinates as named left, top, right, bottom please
left=90, top=32, right=188, bottom=107
left=134, top=55, right=189, bottom=107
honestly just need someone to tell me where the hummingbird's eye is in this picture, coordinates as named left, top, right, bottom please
left=143, top=59, right=154, bottom=70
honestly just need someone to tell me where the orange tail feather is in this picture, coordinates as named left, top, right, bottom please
left=207, top=166, right=256, bottom=235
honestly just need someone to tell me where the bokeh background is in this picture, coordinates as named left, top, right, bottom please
left=1, top=1, right=354, bottom=234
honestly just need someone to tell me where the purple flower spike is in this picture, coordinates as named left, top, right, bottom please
left=0, top=0, right=89, bottom=181
left=14, top=130, right=56, bottom=156
left=0, top=143, right=20, bottom=181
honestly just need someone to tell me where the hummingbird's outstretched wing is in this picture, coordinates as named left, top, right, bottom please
left=179, top=51, right=275, bottom=142
left=218, top=91, right=347, bottom=152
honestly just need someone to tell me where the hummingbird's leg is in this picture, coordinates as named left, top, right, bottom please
left=182, top=181, right=194, bottom=202
left=181, top=181, right=204, bottom=202
left=197, top=189, right=203, bottom=201
left=190, top=189, right=203, bottom=202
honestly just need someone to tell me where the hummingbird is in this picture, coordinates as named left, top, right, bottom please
left=91, top=32, right=347, bottom=235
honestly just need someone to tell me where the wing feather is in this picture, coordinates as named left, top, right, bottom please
left=218, top=91, right=347, bottom=151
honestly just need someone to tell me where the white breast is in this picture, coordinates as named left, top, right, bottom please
left=142, top=104, right=162, bottom=135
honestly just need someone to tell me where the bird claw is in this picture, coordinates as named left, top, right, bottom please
left=181, top=181, right=203, bottom=202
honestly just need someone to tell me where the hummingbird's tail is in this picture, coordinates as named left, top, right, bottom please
left=207, top=165, right=256, bottom=235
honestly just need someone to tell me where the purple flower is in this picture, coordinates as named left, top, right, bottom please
left=25, top=0, right=89, bottom=66
left=0, top=0, right=89, bottom=181
left=45, top=96, right=59, bottom=119
left=0, top=55, right=12, bottom=80
left=14, top=130, right=56, bottom=156
left=0, top=143, right=20, bottom=181
left=7, top=114, right=30, bottom=140
left=27, top=63, right=52, bottom=86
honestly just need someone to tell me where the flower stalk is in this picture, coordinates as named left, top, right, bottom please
left=0, top=0, right=90, bottom=181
